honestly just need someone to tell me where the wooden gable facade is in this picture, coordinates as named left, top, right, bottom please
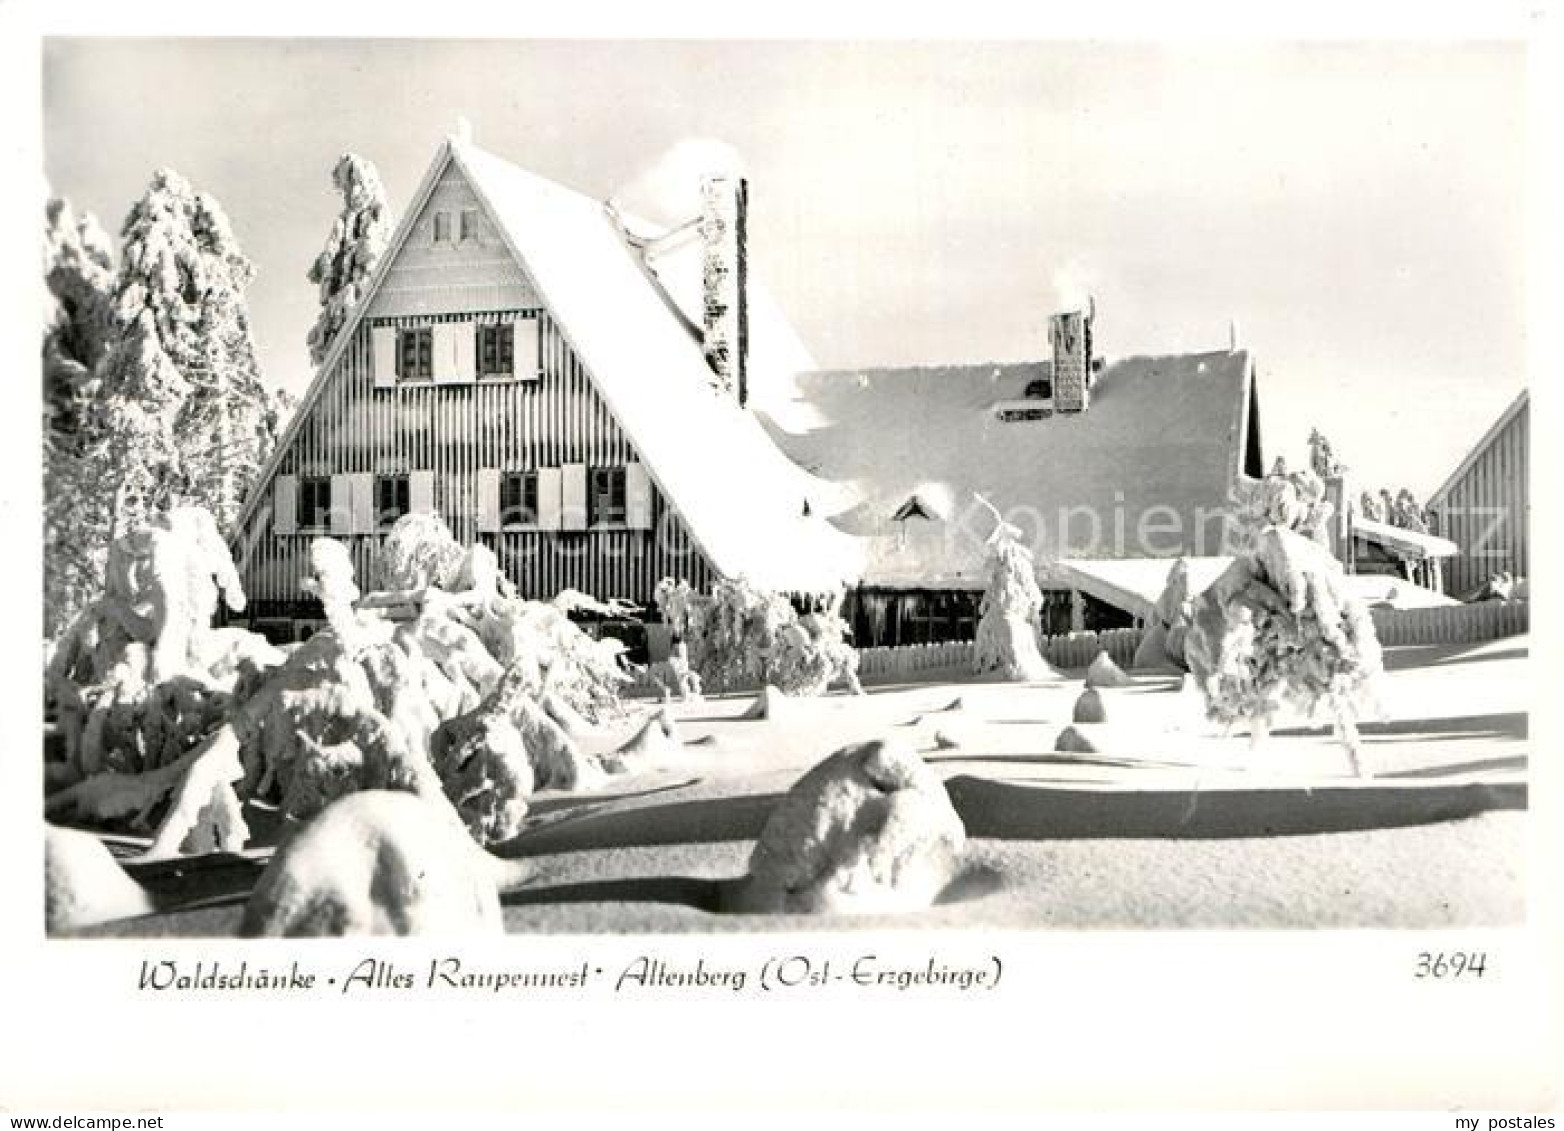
left=236, top=153, right=717, bottom=624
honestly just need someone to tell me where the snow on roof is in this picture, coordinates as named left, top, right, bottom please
left=449, top=140, right=863, bottom=592
left=768, top=352, right=1256, bottom=588
left=1353, top=517, right=1459, bottom=560
left=1055, top=555, right=1459, bottom=620
left=1053, top=556, right=1234, bottom=621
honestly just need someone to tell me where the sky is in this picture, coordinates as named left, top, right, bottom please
left=41, top=38, right=1528, bottom=497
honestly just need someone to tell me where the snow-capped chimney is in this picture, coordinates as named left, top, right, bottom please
left=1050, top=303, right=1094, bottom=413
left=699, top=174, right=749, bottom=406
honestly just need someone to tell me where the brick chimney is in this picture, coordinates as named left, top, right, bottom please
left=1050, top=304, right=1094, bottom=413
left=699, top=174, right=749, bottom=405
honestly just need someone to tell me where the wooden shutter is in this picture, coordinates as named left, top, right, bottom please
left=410, top=470, right=436, bottom=515
left=329, top=475, right=353, bottom=535
left=432, top=323, right=459, bottom=385
left=274, top=475, right=297, bottom=535
left=561, top=463, right=588, bottom=531
left=351, top=473, right=375, bottom=535
left=537, top=467, right=563, bottom=531
left=625, top=462, right=652, bottom=530
left=476, top=468, right=501, bottom=533
left=515, top=317, right=541, bottom=381
left=453, top=321, right=477, bottom=383
left=371, top=327, right=398, bottom=388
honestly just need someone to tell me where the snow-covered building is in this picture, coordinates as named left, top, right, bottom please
left=768, top=344, right=1266, bottom=643
left=233, top=131, right=1268, bottom=646
left=1426, top=390, right=1529, bottom=598
left=231, top=132, right=863, bottom=636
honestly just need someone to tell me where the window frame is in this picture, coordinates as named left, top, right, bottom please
left=397, top=328, right=434, bottom=381
left=297, top=475, right=333, bottom=533
left=459, top=208, right=481, bottom=243
left=374, top=473, right=411, bottom=531
left=432, top=211, right=452, bottom=245
left=500, top=469, right=540, bottom=529
left=588, top=465, right=628, bottom=528
left=477, top=323, right=515, bottom=380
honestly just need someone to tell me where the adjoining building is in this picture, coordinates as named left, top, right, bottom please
left=768, top=343, right=1266, bottom=643
left=1425, top=390, right=1529, bottom=598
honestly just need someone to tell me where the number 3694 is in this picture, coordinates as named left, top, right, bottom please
left=1415, top=952, right=1487, bottom=979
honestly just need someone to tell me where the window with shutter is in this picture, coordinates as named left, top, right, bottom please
left=589, top=466, right=628, bottom=526
left=625, top=463, right=652, bottom=529
left=501, top=471, right=539, bottom=527
left=513, top=316, right=541, bottom=381
left=537, top=467, right=564, bottom=531
left=375, top=474, right=410, bottom=529
left=297, top=477, right=332, bottom=532
left=478, top=324, right=514, bottom=379
left=409, top=470, right=436, bottom=515
left=371, top=327, right=398, bottom=389
left=562, top=464, right=588, bottom=531
left=398, top=328, right=433, bottom=381
left=274, top=475, right=298, bottom=535
left=433, top=323, right=461, bottom=385
left=329, top=475, right=354, bottom=536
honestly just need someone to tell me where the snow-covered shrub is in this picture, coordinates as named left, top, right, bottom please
left=654, top=577, right=859, bottom=695
left=972, top=522, right=1057, bottom=681
left=1235, top=461, right=1333, bottom=546
left=380, top=513, right=467, bottom=591
left=1185, top=524, right=1383, bottom=772
left=1132, top=557, right=1195, bottom=671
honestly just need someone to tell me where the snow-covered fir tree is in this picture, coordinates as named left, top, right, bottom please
left=99, top=168, right=274, bottom=536
left=971, top=497, right=1058, bottom=681
left=43, top=196, right=119, bottom=639
left=305, top=153, right=390, bottom=367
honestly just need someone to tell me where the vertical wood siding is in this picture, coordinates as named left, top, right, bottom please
left=1430, top=400, right=1529, bottom=596
left=245, top=307, right=716, bottom=612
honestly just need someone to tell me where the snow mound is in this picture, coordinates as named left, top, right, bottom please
left=1054, top=725, right=1101, bottom=754
left=1073, top=688, right=1109, bottom=724
left=45, top=825, right=155, bottom=933
left=1084, top=651, right=1134, bottom=689
left=239, top=791, right=502, bottom=937
left=740, top=684, right=791, bottom=722
left=615, top=708, right=683, bottom=763
left=738, top=738, right=966, bottom=914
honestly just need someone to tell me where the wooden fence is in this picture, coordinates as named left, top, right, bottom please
left=858, top=626, right=1145, bottom=680
left=1370, top=600, right=1529, bottom=647
left=854, top=602, right=1527, bottom=681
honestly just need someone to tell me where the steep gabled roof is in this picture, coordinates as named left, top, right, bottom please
left=237, top=136, right=863, bottom=594
left=1427, top=389, right=1529, bottom=507
left=766, top=350, right=1258, bottom=587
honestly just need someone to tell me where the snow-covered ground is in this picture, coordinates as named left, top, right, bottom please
left=73, top=635, right=1528, bottom=936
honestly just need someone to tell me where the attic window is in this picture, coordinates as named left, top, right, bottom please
left=891, top=497, right=936, bottom=522
left=432, top=211, right=452, bottom=244
left=460, top=208, right=480, bottom=242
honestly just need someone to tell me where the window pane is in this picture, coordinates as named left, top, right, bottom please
left=460, top=209, right=479, bottom=241
left=433, top=212, right=451, bottom=242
